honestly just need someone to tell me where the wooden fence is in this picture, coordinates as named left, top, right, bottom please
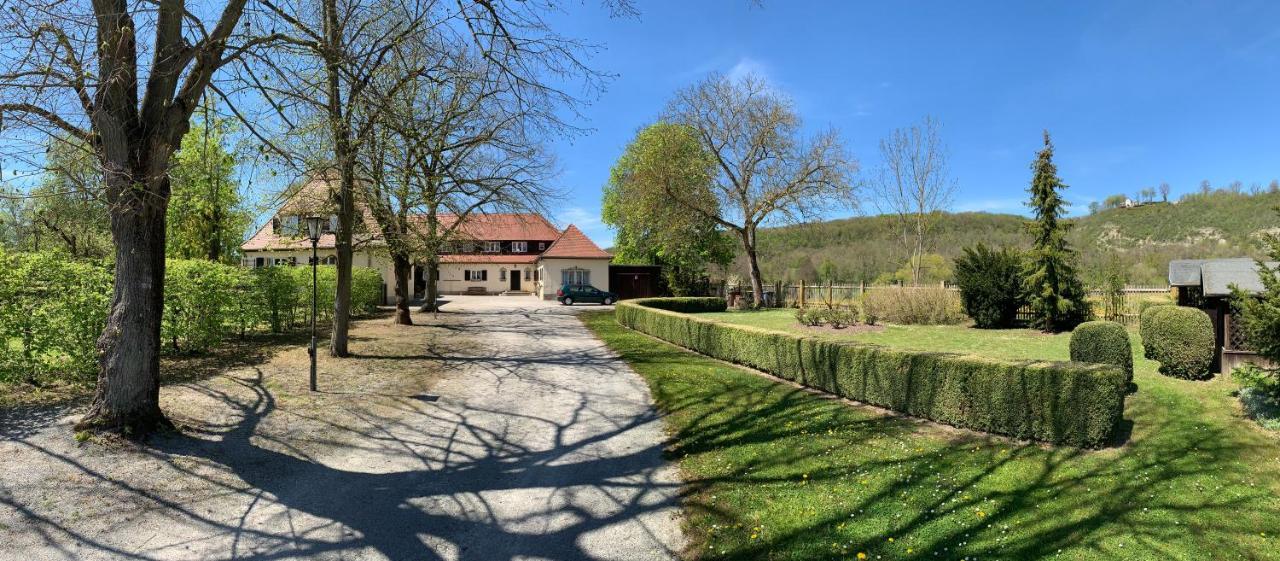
left=714, top=281, right=1172, bottom=326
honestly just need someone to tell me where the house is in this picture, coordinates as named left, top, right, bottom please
left=1169, top=258, right=1277, bottom=373
left=240, top=176, right=611, bottom=301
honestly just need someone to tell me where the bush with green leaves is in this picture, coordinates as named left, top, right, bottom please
left=822, top=307, right=857, bottom=329
left=1146, top=306, right=1215, bottom=380
left=1070, top=321, right=1133, bottom=384
left=163, top=260, right=254, bottom=353
left=795, top=307, right=823, bottom=327
left=0, top=251, right=112, bottom=383
left=954, top=244, right=1027, bottom=328
left=617, top=298, right=1126, bottom=447
left=1230, top=209, right=1280, bottom=405
left=1138, top=304, right=1174, bottom=359
left=2, top=254, right=386, bottom=384
left=860, top=286, right=964, bottom=326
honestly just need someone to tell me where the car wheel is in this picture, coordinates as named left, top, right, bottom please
left=563, top=297, right=573, bottom=306
left=603, top=297, right=614, bottom=305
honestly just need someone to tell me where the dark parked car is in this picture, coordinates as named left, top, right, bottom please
left=557, top=284, right=618, bottom=306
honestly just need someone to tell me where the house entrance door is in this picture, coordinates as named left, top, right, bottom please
left=510, top=272, right=521, bottom=291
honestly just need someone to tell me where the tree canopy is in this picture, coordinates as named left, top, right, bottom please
left=602, top=122, right=734, bottom=294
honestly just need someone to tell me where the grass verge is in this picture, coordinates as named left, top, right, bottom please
left=581, top=309, right=1280, bottom=561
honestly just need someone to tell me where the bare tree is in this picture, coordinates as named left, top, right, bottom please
left=1159, top=181, right=1170, bottom=202
left=870, top=116, right=956, bottom=285
left=660, top=74, right=855, bottom=303
left=0, top=0, right=266, bottom=435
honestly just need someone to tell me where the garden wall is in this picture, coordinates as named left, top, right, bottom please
left=616, top=297, right=1127, bottom=447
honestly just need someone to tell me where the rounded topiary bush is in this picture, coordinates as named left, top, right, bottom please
left=1138, top=304, right=1175, bottom=359
left=1146, top=306, right=1215, bottom=380
left=1070, top=321, right=1134, bottom=384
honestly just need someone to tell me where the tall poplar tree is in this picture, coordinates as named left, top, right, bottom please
left=1025, top=131, right=1088, bottom=332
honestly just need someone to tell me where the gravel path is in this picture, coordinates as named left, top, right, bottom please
left=0, top=296, right=684, bottom=561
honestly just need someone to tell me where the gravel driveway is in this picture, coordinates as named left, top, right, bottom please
left=0, top=296, right=684, bottom=561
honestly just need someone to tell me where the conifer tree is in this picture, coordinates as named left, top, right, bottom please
left=1025, top=131, right=1089, bottom=332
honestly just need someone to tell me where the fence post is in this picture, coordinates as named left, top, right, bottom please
left=799, top=279, right=806, bottom=308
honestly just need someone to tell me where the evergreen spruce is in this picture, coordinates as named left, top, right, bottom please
left=1025, top=131, right=1089, bottom=332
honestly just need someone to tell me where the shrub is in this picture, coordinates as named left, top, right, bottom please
left=1070, top=321, right=1133, bottom=384
left=795, top=307, right=823, bottom=327
left=1146, top=306, right=1215, bottom=380
left=1138, top=304, right=1174, bottom=359
left=0, top=252, right=112, bottom=383
left=954, top=244, right=1027, bottom=328
left=822, top=307, right=857, bottom=329
left=617, top=298, right=1127, bottom=447
left=163, top=260, right=253, bottom=353
left=860, top=286, right=965, bottom=325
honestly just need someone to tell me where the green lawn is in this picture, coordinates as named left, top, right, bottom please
left=581, top=309, right=1280, bottom=561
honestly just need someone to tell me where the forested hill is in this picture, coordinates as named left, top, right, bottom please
left=745, top=189, right=1280, bottom=286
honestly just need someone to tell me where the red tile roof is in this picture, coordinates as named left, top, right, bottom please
left=439, top=254, right=539, bottom=264
left=541, top=224, right=612, bottom=259
left=427, top=213, right=560, bottom=242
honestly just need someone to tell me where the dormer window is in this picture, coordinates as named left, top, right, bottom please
left=538, top=242, right=546, bottom=251
left=511, top=241, right=527, bottom=253
left=483, top=241, right=501, bottom=253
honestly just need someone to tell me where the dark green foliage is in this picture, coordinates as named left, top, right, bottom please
left=1138, top=304, right=1174, bottom=359
left=1024, top=132, right=1090, bottom=332
left=953, top=244, right=1027, bottom=328
left=1230, top=207, right=1280, bottom=401
left=1146, top=306, right=1215, bottom=380
left=1070, top=321, right=1134, bottom=383
left=617, top=298, right=1127, bottom=446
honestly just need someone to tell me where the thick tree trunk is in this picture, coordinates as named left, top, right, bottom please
left=741, top=228, right=766, bottom=308
left=76, top=166, right=171, bottom=436
left=392, top=253, right=413, bottom=325
left=330, top=169, right=354, bottom=357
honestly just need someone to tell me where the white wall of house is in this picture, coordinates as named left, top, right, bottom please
left=243, top=249, right=396, bottom=303
left=436, top=262, right=535, bottom=294
left=535, top=258, right=611, bottom=299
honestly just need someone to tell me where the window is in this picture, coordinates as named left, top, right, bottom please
left=254, top=257, right=265, bottom=268
left=499, top=268, right=507, bottom=281
left=538, top=242, right=546, bottom=251
left=283, top=216, right=300, bottom=236
left=524, top=268, right=531, bottom=281
left=323, top=255, right=337, bottom=265
left=461, top=242, right=476, bottom=253
left=483, top=241, right=501, bottom=253
left=273, top=257, right=295, bottom=267
left=561, top=267, right=590, bottom=286
left=328, top=215, right=338, bottom=233
left=464, top=269, right=488, bottom=281
left=511, top=241, right=527, bottom=253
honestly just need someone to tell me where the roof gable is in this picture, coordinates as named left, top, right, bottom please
left=541, top=224, right=611, bottom=259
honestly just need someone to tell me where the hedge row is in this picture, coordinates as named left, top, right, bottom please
left=616, top=297, right=1127, bottom=447
left=0, top=251, right=384, bottom=383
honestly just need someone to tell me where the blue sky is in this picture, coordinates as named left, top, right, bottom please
left=543, top=0, right=1280, bottom=246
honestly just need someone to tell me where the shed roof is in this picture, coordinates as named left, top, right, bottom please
left=1202, top=259, right=1278, bottom=297
left=1168, top=259, right=1209, bottom=287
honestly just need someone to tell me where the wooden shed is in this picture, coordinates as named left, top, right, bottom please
left=608, top=265, right=666, bottom=300
left=1169, top=258, right=1276, bottom=373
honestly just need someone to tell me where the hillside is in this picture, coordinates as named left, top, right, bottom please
left=742, top=190, right=1280, bottom=286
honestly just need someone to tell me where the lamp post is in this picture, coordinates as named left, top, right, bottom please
left=305, top=215, right=324, bottom=392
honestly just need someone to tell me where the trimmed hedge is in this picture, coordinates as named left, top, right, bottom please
left=1146, top=306, right=1215, bottom=380
left=617, top=298, right=1126, bottom=447
left=1138, top=304, right=1174, bottom=359
left=1070, top=321, right=1134, bottom=384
